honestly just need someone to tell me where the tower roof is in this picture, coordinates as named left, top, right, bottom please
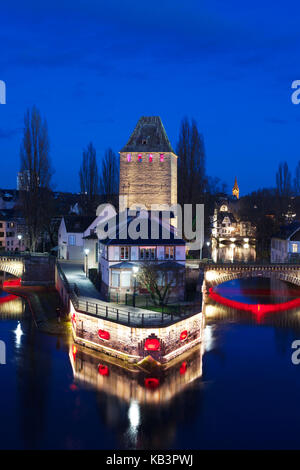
left=233, top=176, right=239, bottom=190
left=121, top=116, right=175, bottom=153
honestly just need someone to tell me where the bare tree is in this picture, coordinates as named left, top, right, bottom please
left=177, top=117, right=206, bottom=205
left=19, top=106, right=53, bottom=251
left=79, top=142, right=99, bottom=214
left=137, top=263, right=182, bottom=307
left=276, top=161, right=292, bottom=197
left=99, top=148, right=119, bottom=204
left=294, top=160, right=300, bottom=195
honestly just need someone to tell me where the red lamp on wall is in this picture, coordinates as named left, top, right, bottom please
left=98, top=364, right=109, bottom=376
left=179, top=361, right=187, bottom=375
left=180, top=330, right=188, bottom=341
left=98, top=329, right=110, bottom=341
left=144, top=338, right=160, bottom=351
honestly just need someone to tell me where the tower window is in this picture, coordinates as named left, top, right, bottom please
left=160, top=153, right=164, bottom=162
left=149, top=153, right=153, bottom=162
left=142, top=139, right=147, bottom=145
left=138, top=154, right=142, bottom=162
left=127, top=153, right=131, bottom=162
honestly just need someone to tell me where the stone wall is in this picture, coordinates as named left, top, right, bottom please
left=119, top=151, right=178, bottom=211
left=71, top=301, right=202, bottom=364
left=22, top=255, right=55, bottom=286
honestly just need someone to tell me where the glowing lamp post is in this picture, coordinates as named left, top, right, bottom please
left=84, top=248, right=90, bottom=277
left=132, top=266, right=139, bottom=307
left=17, top=234, right=22, bottom=251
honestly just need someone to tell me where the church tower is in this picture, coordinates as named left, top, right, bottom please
left=232, top=176, right=239, bottom=199
left=119, top=116, right=178, bottom=212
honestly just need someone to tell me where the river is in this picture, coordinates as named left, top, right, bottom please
left=1, top=279, right=300, bottom=450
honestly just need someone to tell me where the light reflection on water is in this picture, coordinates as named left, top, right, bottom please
left=2, top=281, right=300, bottom=449
left=212, top=244, right=256, bottom=263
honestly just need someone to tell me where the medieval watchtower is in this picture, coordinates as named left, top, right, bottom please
left=119, top=116, right=178, bottom=212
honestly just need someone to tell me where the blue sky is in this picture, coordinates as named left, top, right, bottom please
left=1, top=0, right=300, bottom=194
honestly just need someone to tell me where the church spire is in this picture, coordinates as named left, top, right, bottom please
left=232, top=176, right=239, bottom=199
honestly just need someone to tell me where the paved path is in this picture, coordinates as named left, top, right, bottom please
left=59, top=261, right=104, bottom=300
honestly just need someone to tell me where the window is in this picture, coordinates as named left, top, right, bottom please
left=68, top=235, right=76, bottom=246
left=121, top=271, right=131, bottom=287
left=140, top=247, right=156, bottom=260
left=160, top=153, right=164, bottom=162
left=111, top=271, right=120, bottom=287
left=149, top=153, right=153, bottom=162
left=120, top=246, right=130, bottom=260
left=127, top=153, right=131, bottom=162
left=165, top=246, right=175, bottom=260
left=0, top=232, right=4, bottom=238
left=138, top=154, right=142, bottom=162
left=292, top=243, right=298, bottom=253
left=95, top=242, right=99, bottom=262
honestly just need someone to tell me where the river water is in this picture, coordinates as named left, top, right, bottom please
left=1, top=279, right=300, bottom=450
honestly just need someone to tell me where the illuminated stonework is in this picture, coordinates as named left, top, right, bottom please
left=70, top=300, right=203, bottom=364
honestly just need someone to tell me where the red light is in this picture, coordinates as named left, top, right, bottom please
left=144, top=338, right=160, bottom=351
left=98, top=364, right=109, bottom=376
left=138, top=154, right=142, bottom=162
left=180, top=361, right=187, bottom=375
left=127, top=153, right=131, bottom=162
left=72, top=313, right=76, bottom=324
left=3, top=278, right=21, bottom=287
left=145, top=378, right=160, bottom=390
left=209, top=287, right=300, bottom=318
left=98, top=329, right=110, bottom=341
left=149, top=153, right=153, bottom=162
left=72, top=345, right=77, bottom=361
left=180, top=330, right=188, bottom=341
left=0, top=294, right=17, bottom=304
left=160, top=153, right=164, bottom=162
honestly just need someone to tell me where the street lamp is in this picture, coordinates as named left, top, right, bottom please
left=17, top=234, right=22, bottom=251
left=132, top=266, right=139, bottom=307
left=84, top=248, right=90, bottom=277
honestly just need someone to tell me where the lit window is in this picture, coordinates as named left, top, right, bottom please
left=160, top=153, right=164, bottom=162
left=140, top=247, right=156, bottom=260
left=120, top=246, right=130, bottom=260
left=111, top=271, right=120, bottom=287
left=292, top=243, right=298, bottom=253
left=68, top=235, right=76, bottom=246
left=149, top=153, right=153, bottom=162
left=165, top=246, right=174, bottom=260
left=127, top=153, right=131, bottom=162
left=138, top=154, right=142, bottom=162
left=121, top=271, right=131, bottom=287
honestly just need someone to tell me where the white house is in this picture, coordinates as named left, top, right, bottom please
left=58, top=205, right=115, bottom=263
left=271, top=222, right=300, bottom=263
left=98, top=210, right=186, bottom=301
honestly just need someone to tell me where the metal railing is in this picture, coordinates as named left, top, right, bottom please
left=56, top=262, right=200, bottom=327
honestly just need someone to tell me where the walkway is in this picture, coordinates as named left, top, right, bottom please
left=58, top=261, right=197, bottom=327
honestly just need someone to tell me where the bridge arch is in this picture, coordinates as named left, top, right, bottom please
left=203, top=264, right=300, bottom=292
left=0, top=257, right=24, bottom=279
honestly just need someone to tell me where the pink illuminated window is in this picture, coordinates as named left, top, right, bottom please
left=127, top=153, right=131, bottom=162
left=149, top=153, right=153, bottom=162
left=160, top=153, right=164, bottom=162
left=138, top=154, right=142, bottom=162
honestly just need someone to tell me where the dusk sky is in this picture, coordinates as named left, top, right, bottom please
left=1, top=0, right=300, bottom=195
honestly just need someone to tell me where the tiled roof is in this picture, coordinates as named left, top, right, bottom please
left=121, top=116, right=175, bottom=153
left=63, top=215, right=95, bottom=233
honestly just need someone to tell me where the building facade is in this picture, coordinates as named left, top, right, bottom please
left=271, top=222, right=300, bottom=263
left=211, top=199, right=256, bottom=244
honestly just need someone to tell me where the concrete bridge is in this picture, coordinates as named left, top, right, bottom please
left=203, top=263, right=300, bottom=293
left=0, top=253, right=55, bottom=286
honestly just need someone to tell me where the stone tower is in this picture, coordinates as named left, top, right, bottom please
left=232, top=176, right=239, bottom=199
left=119, top=116, right=177, bottom=212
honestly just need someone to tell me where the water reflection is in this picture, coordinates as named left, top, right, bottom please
left=212, top=243, right=256, bottom=263
left=0, top=291, right=25, bottom=319
left=69, top=344, right=203, bottom=405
